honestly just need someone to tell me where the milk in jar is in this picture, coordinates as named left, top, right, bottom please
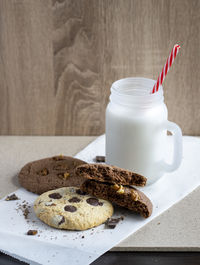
left=106, top=78, right=182, bottom=184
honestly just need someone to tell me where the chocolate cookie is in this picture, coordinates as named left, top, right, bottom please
left=76, top=163, right=147, bottom=187
left=18, top=155, right=87, bottom=194
left=34, top=187, right=113, bottom=230
left=81, top=180, right=152, bottom=218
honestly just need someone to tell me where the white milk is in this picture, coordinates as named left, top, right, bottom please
left=106, top=78, right=182, bottom=185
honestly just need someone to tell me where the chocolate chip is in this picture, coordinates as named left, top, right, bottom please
left=58, top=216, right=65, bottom=225
left=49, top=193, right=62, bottom=199
left=5, top=194, right=19, bottom=201
left=27, top=230, right=38, bottom=235
left=98, top=202, right=103, bottom=206
left=105, top=217, right=124, bottom=229
left=81, top=236, right=85, bottom=239
left=86, top=198, right=100, bottom=206
left=68, top=197, right=81, bottom=203
left=95, top=156, right=105, bottom=162
left=76, top=189, right=86, bottom=195
left=64, top=205, right=77, bottom=212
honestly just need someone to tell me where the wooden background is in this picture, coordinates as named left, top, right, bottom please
left=0, top=0, right=199, bottom=136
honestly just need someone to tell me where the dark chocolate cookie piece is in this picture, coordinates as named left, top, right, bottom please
left=18, top=156, right=87, bottom=194
left=95, top=156, right=105, bottom=163
left=76, top=163, right=146, bottom=187
left=81, top=180, right=152, bottom=218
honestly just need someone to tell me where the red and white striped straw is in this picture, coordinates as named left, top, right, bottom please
left=151, top=44, right=181, bottom=94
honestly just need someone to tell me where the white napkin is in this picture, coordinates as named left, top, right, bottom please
left=0, top=135, right=200, bottom=265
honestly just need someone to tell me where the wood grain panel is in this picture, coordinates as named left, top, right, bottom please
left=0, top=0, right=199, bottom=135
left=52, top=0, right=103, bottom=135
left=0, top=0, right=55, bottom=135
left=99, top=0, right=200, bottom=135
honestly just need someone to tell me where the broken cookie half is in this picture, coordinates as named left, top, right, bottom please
left=76, top=163, right=147, bottom=187
left=76, top=163, right=152, bottom=218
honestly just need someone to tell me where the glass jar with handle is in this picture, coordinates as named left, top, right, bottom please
left=106, top=77, right=182, bottom=185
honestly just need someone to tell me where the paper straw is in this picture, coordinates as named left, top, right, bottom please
left=151, top=44, right=181, bottom=94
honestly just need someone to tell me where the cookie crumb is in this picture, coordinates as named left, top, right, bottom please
left=5, top=194, right=19, bottom=201
left=81, top=236, right=85, bottom=239
left=95, top=156, right=105, bottom=163
left=16, top=202, right=30, bottom=220
left=23, top=207, right=29, bottom=219
left=157, top=222, right=160, bottom=225
left=105, top=216, right=124, bottom=229
left=27, top=230, right=38, bottom=235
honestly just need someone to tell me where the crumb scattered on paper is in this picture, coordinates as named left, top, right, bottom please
left=27, top=230, right=38, bottom=235
left=5, top=194, right=19, bottom=201
left=105, top=216, right=124, bottom=229
left=16, top=200, right=31, bottom=220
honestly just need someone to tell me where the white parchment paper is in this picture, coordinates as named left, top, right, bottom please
left=0, top=135, right=200, bottom=265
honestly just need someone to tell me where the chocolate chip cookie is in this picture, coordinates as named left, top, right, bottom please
left=81, top=180, right=152, bottom=218
left=18, top=155, right=87, bottom=194
left=34, top=187, right=113, bottom=230
left=76, top=163, right=147, bottom=186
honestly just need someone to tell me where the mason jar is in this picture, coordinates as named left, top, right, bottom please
left=106, top=77, right=182, bottom=185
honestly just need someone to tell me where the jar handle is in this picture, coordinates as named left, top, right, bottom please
left=159, top=121, right=183, bottom=172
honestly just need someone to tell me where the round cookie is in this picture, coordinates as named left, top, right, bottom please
left=18, top=155, right=87, bottom=194
left=34, top=187, right=113, bottom=230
